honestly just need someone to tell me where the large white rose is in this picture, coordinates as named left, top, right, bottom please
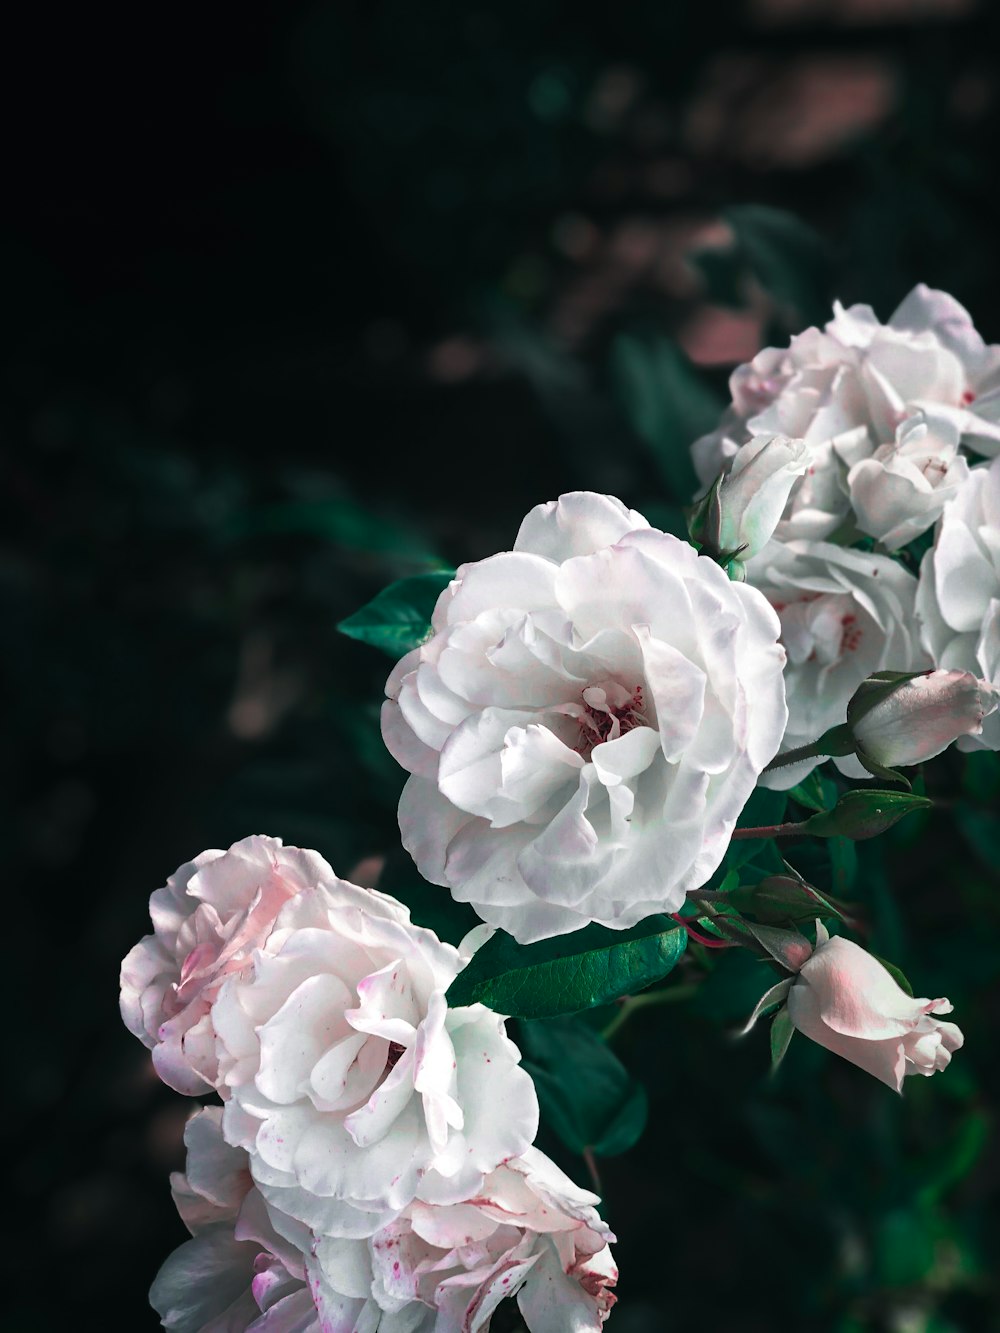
left=916, top=456, right=1000, bottom=750
left=692, top=285, right=1000, bottom=544
left=120, top=835, right=329, bottom=1094
left=149, top=1107, right=321, bottom=1333
left=382, top=492, right=788, bottom=943
left=313, top=1146, right=617, bottom=1333
left=746, top=541, right=928, bottom=787
left=213, top=881, right=538, bottom=1237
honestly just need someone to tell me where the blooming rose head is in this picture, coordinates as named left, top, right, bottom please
left=313, top=1146, right=617, bottom=1333
left=150, top=1107, right=321, bottom=1333
left=917, top=455, right=1000, bottom=751
left=381, top=491, right=788, bottom=942
left=746, top=540, right=928, bottom=787
left=850, top=669, right=997, bottom=768
left=786, top=925, right=963, bottom=1092
left=692, top=285, right=1000, bottom=548
left=213, top=878, right=538, bottom=1237
left=847, top=410, right=971, bottom=551
left=120, top=835, right=330, bottom=1094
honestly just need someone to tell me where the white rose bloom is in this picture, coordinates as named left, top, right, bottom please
left=916, top=455, right=1000, bottom=750
left=692, top=285, right=1000, bottom=545
left=313, top=1146, right=617, bottom=1333
left=120, top=835, right=328, bottom=1095
left=746, top=541, right=928, bottom=787
left=847, top=410, right=970, bottom=550
left=149, top=1107, right=322, bottom=1333
left=382, top=492, right=788, bottom=943
left=213, top=881, right=538, bottom=1237
left=830, top=284, right=1000, bottom=456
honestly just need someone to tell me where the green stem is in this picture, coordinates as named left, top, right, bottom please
left=729, top=821, right=810, bottom=840
left=601, top=984, right=699, bottom=1042
left=762, top=724, right=855, bottom=775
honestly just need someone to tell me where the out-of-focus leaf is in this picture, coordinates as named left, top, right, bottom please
left=770, top=1007, right=796, bottom=1070
left=447, top=916, right=687, bottom=1018
left=787, top=769, right=835, bottom=814
left=520, top=1016, right=648, bottom=1157
left=726, top=205, right=832, bottom=327
left=227, top=497, right=444, bottom=566
left=338, top=571, right=454, bottom=657
left=609, top=332, right=721, bottom=500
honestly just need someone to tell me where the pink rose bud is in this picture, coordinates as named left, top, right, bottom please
left=787, top=925, right=963, bottom=1091
left=852, top=669, right=998, bottom=767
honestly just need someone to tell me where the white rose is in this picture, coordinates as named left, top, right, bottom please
left=787, top=925, right=963, bottom=1092
left=916, top=455, right=1000, bottom=749
left=847, top=410, right=971, bottom=551
left=119, top=835, right=329, bottom=1094
left=832, top=284, right=1000, bottom=456
left=851, top=669, right=997, bottom=767
left=213, top=881, right=538, bottom=1237
left=313, top=1146, right=617, bottom=1333
left=746, top=540, right=928, bottom=787
left=382, top=491, right=788, bottom=943
left=149, top=1107, right=321, bottom=1333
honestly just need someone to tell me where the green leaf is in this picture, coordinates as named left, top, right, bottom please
left=338, top=571, right=455, bottom=657
left=787, top=769, right=834, bottom=814
left=609, top=333, right=721, bottom=501
left=770, top=1007, right=795, bottom=1070
left=726, top=874, right=847, bottom=926
left=803, top=789, right=931, bottom=840
left=724, top=205, right=831, bottom=327
left=520, top=1017, right=648, bottom=1156
left=447, top=916, right=687, bottom=1019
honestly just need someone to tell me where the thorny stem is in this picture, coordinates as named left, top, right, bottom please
left=729, top=821, right=810, bottom=840
left=762, top=724, right=855, bottom=775
left=601, top=984, right=699, bottom=1042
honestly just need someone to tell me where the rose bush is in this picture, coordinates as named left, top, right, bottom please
left=745, top=541, right=927, bottom=785
left=212, top=880, right=538, bottom=1236
left=917, top=455, right=1000, bottom=751
left=119, top=835, right=330, bottom=1094
left=785, top=925, right=964, bottom=1092
left=382, top=491, right=788, bottom=942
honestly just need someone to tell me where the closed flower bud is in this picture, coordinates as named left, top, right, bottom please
left=852, top=669, right=997, bottom=767
left=713, top=433, right=810, bottom=561
left=787, top=926, right=963, bottom=1091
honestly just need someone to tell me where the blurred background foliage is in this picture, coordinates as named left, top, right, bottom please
left=5, top=0, right=1000, bottom=1328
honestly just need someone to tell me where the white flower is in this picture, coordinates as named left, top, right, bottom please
left=830, top=284, right=1000, bottom=455
left=119, top=835, right=329, bottom=1094
left=692, top=285, right=1000, bottom=545
left=149, top=1107, right=321, bottom=1333
left=213, top=880, right=538, bottom=1237
left=382, top=492, right=788, bottom=943
left=847, top=411, right=970, bottom=551
left=712, top=433, right=811, bottom=560
left=786, top=925, right=963, bottom=1092
left=746, top=540, right=928, bottom=787
left=916, top=455, right=1000, bottom=750
left=313, top=1147, right=617, bottom=1333
left=851, top=669, right=997, bottom=767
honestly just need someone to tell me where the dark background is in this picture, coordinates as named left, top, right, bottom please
left=6, top=1, right=1000, bottom=1329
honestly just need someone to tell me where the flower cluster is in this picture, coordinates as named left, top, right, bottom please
left=122, top=835, right=616, bottom=1331
left=690, top=286, right=1000, bottom=780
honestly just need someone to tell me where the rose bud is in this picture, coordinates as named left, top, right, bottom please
left=851, top=669, right=998, bottom=768
left=711, top=433, right=810, bottom=562
left=786, top=924, right=963, bottom=1091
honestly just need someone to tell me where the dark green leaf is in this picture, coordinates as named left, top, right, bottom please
left=520, top=1017, right=648, bottom=1156
left=725, top=205, right=832, bottom=327
left=609, top=333, right=721, bottom=501
left=727, top=874, right=847, bottom=926
left=870, top=953, right=914, bottom=998
left=338, top=571, right=455, bottom=657
left=447, top=916, right=687, bottom=1018
left=725, top=787, right=788, bottom=870
left=787, top=769, right=834, bottom=814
